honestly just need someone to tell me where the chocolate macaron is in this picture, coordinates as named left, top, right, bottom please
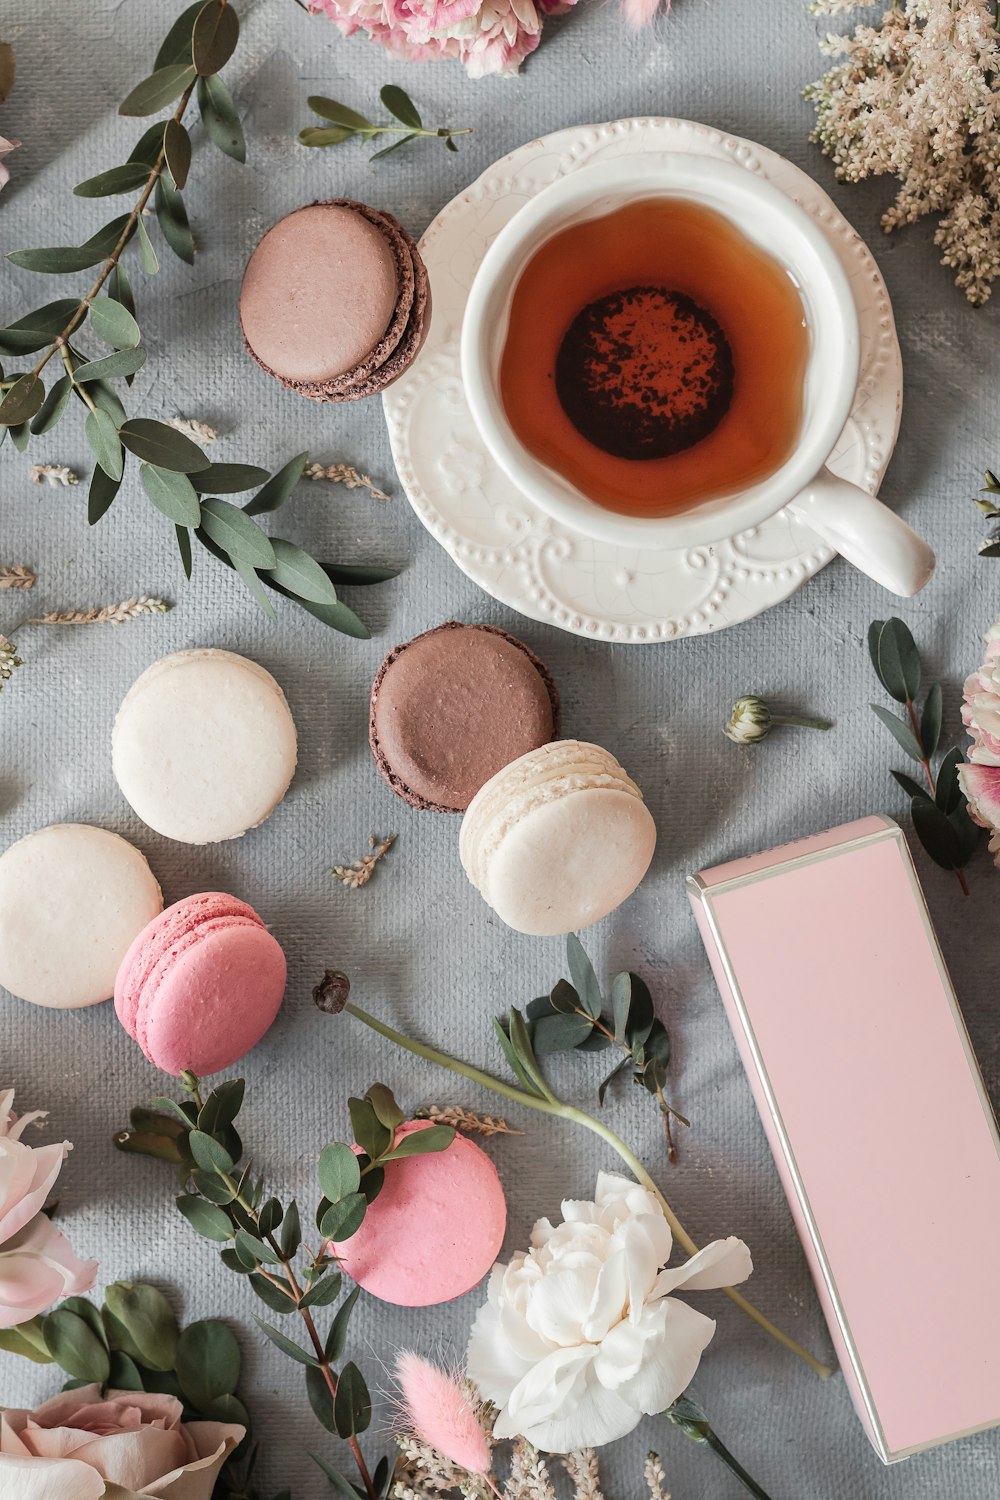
left=370, top=622, right=561, bottom=813
left=240, top=200, right=430, bottom=401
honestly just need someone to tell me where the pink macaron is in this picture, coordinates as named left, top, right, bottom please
left=114, top=892, right=286, bottom=1076
left=330, top=1120, right=506, bottom=1306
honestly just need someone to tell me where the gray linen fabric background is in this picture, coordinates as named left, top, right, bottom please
left=2, top=0, right=1000, bottom=1495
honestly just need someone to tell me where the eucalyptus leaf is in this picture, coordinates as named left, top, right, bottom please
left=370, top=134, right=417, bottom=162
left=548, top=978, right=580, bottom=1015
left=155, top=176, right=195, bottom=264
left=244, top=452, right=308, bottom=514
left=319, top=1142, right=361, bottom=1203
left=175, top=524, right=193, bottom=578
left=197, top=73, right=246, bottom=162
left=87, top=378, right=129, bottom=426
left=300, top=126, right=353, bottom=148
left=249, top=1272, right=296, bottom=1313
left=493, top=1016, right=543, bottom=1097
left=508, top=1007, right=549, bottom=1096
left=156, top=1, right=205, bottom=64
left=253, top=1316, right=318, bottom=1368
left=0, top=299, right=80, bottom=355
left=280, top=1201, right=302, bottom=1260
left=29, top=375, right=73, bottom=435
left=129, top=121, right=168, bottom=166
left=137, top=215, right=160, bottom=275
left=935, top=747, right=965, bottom=814
left=175, top=1320, right=241, bottom=1408
left=870, top=703, right=924, bottom=762
left=262, top=537, right=339, bottom=606
left=305, top=1364, right=337, bottom=1433
left=318, top=1193, right=367, bottom=1243
left=119, top=63, right=197, bottom=117
left=624, top=974, right=655, bottom=1045
left=88, top=464, right=122, bottom=524
left=199, top=496, right=276, bottom=568
left=7, top=245, right=107, bottom=274
left=103, top=1283, right=179, bottom=1372
left=74, top=162, right=151, bottom=198
left=381, top=1125, right=454, bottom=1161
left=193, top=1168, right=237, bottom=1204
left=43, top=1309, right=111, bottom=1383
left=920, top=682, right=943, bottom=759
left=0, top=1319, right=53, bottom=1364
left=164, top=118, right=192, bottom=187
left=191, top=462, right=268, bottom=493
left=198, top=1079, right=245, bottom=1134
left=259, top=576, right=371, bottom=638
left=108, top=1351, right=144, bottom=1390
left=0, top=373, right=43, bottom=426
left=81, top=214, right=135, bottom=258
left=188, top=1129, right=234, bottom=1173
left=300, top=1273, right=343, bottom=1310
left=333, top=1361, right=372, bottom=1438
left=141, top=463, right=201, bottom=526
left=85, top=407, right=124, bottom=480
left=347, top=1097, right=392, bottom=1161
left=611, top=971, right=632, bottom=1044
left=566, top=934, right=603, bottom=1019
left=72, top=347, right=146, bottom=383
left=192, top=0, right=240, bottom=73
left=307, top=96, right=373, bottom=129
left=120, top=417, right=207, bottom=470
left=890, top=769, right=933, bottom=803
left=326, top=1283, right=361, bottom=1363
left=380, top=84, right=422, bottom=129
left=90, top=295, right=141, bottom=349
left=911, top=799, right=970, bottom=871
left=598, top=1057, right=630, bottom=1106
left=531, top=1011, right=594, bottom=1054
left=8, top=420, right=28, bottom=451
left=237, top=562, right=278, bottom=618
left=365, top=1083, right=404, bottom=1131
left=310, top=1453, right=362, bottom=1499
left=235, top=1228, right=281, bottom=1266
left=870, top=617, right=921, bottom=704
left=176, top=1194, right=232, bottom=1241
left=150, top=1095, right=198, bottom=1127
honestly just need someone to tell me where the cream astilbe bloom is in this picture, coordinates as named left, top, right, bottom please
left=806, top=0, right=1000, bottom=304
left=468, top=1172, right=751, bottom=1453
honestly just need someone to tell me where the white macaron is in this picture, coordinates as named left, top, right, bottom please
left=460, top=740, right=657, bottom=935
left=0, top=824, right=163, bottom=1009
left=112, top=648, right=297, bottom=844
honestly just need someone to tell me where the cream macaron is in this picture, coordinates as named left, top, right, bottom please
left=459, top=740, right=657, bottom=936
left=112, top=649, right=297, bottom=844
left=0, top=824, right=163, bottom=1009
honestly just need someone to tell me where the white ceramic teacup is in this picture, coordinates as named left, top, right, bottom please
left=460, top=155, right=935, bottom=598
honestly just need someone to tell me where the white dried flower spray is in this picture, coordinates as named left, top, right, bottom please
left=29, top=464, right=78, bottom=487
left=805, top=0, right=1000, bottom=304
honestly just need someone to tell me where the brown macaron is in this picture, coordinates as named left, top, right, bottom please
left=369, top=622, right=561, bottom=813
left=239, top=200, right=430, bottom=402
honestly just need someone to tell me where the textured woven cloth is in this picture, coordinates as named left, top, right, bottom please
left=2, top=0, right=999, bottom=1495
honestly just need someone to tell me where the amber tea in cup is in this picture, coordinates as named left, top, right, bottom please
left=498, top=196, right=810, bottom=518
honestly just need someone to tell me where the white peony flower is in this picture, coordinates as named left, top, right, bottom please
left=467, top=1171, right=752, bottom=1452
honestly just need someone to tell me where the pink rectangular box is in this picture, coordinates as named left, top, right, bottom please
left=688, top=814, right=1000, bottom=1463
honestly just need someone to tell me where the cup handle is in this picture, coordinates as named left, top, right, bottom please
left=786, top=468, right=935, bottom=597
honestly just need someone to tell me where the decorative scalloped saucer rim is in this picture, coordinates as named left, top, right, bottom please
left=383, top=117, right=903, bottom=642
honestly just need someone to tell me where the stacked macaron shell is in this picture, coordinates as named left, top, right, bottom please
left=115, top=893, right=286, bottom=1076
left=460, top=740, right=657, bottom=935
left=369, top=621, right=561, bottom=812
left=240, top=201, right=430, bottom=402
left=0, top=824, right=163, bottom=1010
left=330, top=1121, right=506, bottom=1306
left=112, top=649, right=297, bottom=845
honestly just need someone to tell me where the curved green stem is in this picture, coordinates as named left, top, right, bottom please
left=344, top=1003, right=834, bottom=1380
left=770, top=714, right=832, bottom=731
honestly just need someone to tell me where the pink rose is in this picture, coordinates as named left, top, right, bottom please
left=0, top=1088, right=96, bottom=1327
left=958, top=614, right=1000, bottom=867
left=307, top=0, right=575, bottom=75
left=0, top=1386, right=244, bottom=1499
left=0, top=1212, right=96, bottom=1328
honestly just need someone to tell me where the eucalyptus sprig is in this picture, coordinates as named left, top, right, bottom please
left=972, top=466, right=1000, bottom=556
left=335, top=995, right=834, bottom=1381
left=519, top=934, right=688, bottom=1163
left=300, top=84, right=472, bottom=161
left=868, top=617, right=979, bottom=892
left=0, top=1282, right=285, bottom=1499
left=116, top=1072, right=454, bottom=1500
left=0, top=1, right=394, bottom=638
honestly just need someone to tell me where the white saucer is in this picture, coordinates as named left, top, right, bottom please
left=383, top=117, right=903, bottom=642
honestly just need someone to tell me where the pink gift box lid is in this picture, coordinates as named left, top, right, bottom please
left=688, top=815, right=1000, bottom=1463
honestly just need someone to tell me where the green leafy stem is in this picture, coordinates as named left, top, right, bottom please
left=300, top=84, right=472, bottom=161
left=0, top=0, right=393, bottom=638
left=340, top=1001, right=835, bottom=1381
left=117, top=1073, right=455, bottom=1500
left=868, top=617, right=979, bottom=893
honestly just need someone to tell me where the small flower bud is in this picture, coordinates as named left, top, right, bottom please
left=313, top=969, right=351, bottom=1014
left=724, top=695, right=772, bottom=744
